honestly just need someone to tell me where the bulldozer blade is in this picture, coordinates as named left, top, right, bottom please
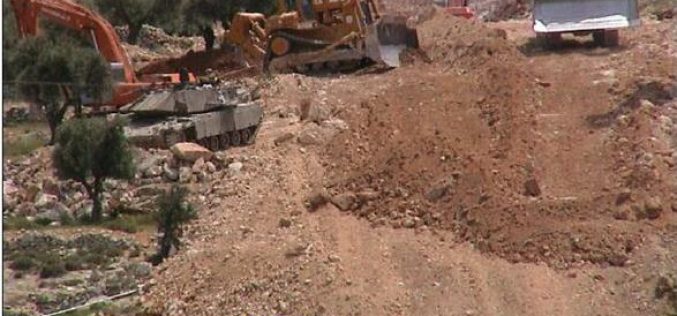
left=366, top=15, right=419, bottom=67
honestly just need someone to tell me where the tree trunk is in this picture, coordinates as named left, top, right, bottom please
left=128, top=24, right=142, bottom=44
left=86, top=177, right=104, bottom=222
left=47, top=119, right=58, bottom=145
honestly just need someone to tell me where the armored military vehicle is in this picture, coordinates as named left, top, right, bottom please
left=120, top=84, right=263, bottom=151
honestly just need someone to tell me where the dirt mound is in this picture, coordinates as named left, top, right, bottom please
left=417, top=12, right=519, bottom=69
left=322, top=13, right=670, bottom=268
left=137, top=49, right=247, bottom=76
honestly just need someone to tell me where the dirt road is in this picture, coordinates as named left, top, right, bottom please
left=144, top=13, right=676, bottom=316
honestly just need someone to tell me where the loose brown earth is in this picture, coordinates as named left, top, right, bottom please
left=143, top=11, right=676, bottom=316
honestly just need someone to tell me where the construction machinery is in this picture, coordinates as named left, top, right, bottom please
left=120, top=83, right=263, bottom=151
left=10, top=0, right=195, bottom=110
left=434, top=0, right=475, bottom=19
left=533, top=0, right=640, bottom=48
left=223, top=0, right=419, bottom=73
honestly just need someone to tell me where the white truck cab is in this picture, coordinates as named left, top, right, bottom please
left=532, top=0, right=640, bottom=47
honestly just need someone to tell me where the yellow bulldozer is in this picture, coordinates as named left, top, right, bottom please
left=223, top=0, right=419, bottom=73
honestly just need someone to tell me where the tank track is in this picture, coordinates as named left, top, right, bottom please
left=163, top=122, right=262, bottom=152
left=263, top=31, right=372, bottom=74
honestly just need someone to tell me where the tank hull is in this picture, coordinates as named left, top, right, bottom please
left=122, top=86, right=263, bottom=151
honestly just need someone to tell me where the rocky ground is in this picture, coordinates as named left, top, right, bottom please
left=142, top=11, right=675, bottom=316
left=3, top=3, right=677, bottom=316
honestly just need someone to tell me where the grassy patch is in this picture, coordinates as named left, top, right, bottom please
left=2, top=131, right=47, bottom=158
left=101, top=213, right=155, bottom=234
left=3, top=217, right=40, bottom=230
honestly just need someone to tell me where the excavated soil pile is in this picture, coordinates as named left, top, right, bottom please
left=137, top=49, right=247, bottom=76
left=324, top=13, right=650, bottom=268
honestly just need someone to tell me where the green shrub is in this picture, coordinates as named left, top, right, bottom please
left=9, top=256, right=35, bottom=271
left=64, top=255, right=86, bottom=271
left=82, top=252, right=108, bottom=266
left=39, top=261, right=66, bottom=278
left=60, top=212, right=75, bottom=226
left=34, top=217, right=53, bottom=226
left=3, top=308, right=32, bottom=316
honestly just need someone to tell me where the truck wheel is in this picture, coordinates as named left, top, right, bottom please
left=592, top=31, right=605, bottom=46
left=230, top=131, right=242, bottom=146
left=537, top=32, right=561, bottom=49
left=603, top=30, right=619, bottom=47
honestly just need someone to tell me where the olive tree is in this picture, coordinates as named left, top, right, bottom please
left=11, top=38, right=113, bottom=143
left=53, top=118, right=135, bottom=222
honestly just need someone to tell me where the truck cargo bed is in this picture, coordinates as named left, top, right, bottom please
left=533, top=0, right=639, bottom=33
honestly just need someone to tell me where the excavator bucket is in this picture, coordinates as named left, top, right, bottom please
left=365, top=15, right=419, bottom=67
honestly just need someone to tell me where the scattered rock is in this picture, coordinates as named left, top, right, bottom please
left=228, top=162, right=244, bottom=173
left=3, top=180, right=19, bottom=197
left=613, top=207, right=630, bottom=220
left=297, top=129, right=321, bottom=145
left=644, top=197, right=663, bottom=220
left=42, top=178, right=61, bottom=197
left=615, top=189, right=631, bottom=205
left=328, top=254, right=341, bottom=263
left=277, top=300, right=289, bottom=313
left=524, top=178, right=541, bottom=197
left=425, top=183, right=450, bottom=202
left=34, top=193, right=58, bottom=209
left=279, top=218, right=292, bottom=228
left=179, top=167, right=193, bottom=183
left=356, top=189, right=379, bottom=202
left=170, top=142, right=213, bottom=162
left=125, top=262, right=152, bottom=278
left=274, top=132, right=295, bottom=146
left=192, top=158, right=205, bottom=173
left=330, top=193, right=356, bottom=211
left=205, top=161, right=217, bottom=173
left=35, top=208, right=62, bottom=222
left=162, top=164, right=179, bottom=182
left=299, top=100, right=330, bottom=123
left=144, top=165, right=163, bottom=178
left=607, top=253, right=628, bottom=267
left=135, top=184, right=165, bottom=197
left=306, top=189, right=330, bottom=212
left=402, top=217, right=416, bottom=228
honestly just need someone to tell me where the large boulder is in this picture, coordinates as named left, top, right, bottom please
left=170, top=143, right=213, bottom=162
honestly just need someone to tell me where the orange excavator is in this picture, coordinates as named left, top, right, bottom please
left=10, top=0, right=195, bottom=110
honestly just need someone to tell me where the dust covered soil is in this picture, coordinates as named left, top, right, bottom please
left=142, top=13, right=677, bottom=316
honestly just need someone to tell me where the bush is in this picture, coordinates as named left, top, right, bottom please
left=9, top=256, right=35, bottom=271
left=153, top=185, right=195, bottom=264
left=34, top=217, right=53, bottom=226
left=60, top=212, right=75, bottom=226
left=39, top=261, right=66, bottom=278
left=64, top=255, right=86, bottom=271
